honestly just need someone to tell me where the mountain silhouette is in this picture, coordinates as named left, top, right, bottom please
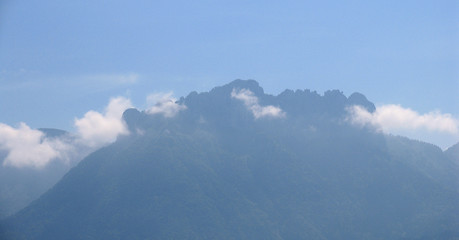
left=1, top=80, right=458, bottom=240
left=0, top=129, right=75, bottom=219
left=446, top=142, right=459, bottom=164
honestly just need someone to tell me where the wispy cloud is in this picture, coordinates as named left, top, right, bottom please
left=74, top=97, right=133, bottom=148
left=231, top=88, right=285, bottom=119
left=82, top=73, right=139, bottom=85
left=145, top=92, right=186, bottom=117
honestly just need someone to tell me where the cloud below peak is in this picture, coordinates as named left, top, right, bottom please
left=231, top=88, right=285, bottom=119
left=0, top=97, right=133, bottom=169
left=146, top=92, right=186, bottom=117
left=0, top=123, right=71, bottom=168
left=74, top=97, right=133, bottom=148
left=349, top=104, right=458, bottom=134
left=348, top=104, right=459, bottom=149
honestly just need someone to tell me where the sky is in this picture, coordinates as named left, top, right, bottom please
left=0, top=0, right=458, bottom=151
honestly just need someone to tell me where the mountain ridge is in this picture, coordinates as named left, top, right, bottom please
left=1, top=80, right=458, bottom=240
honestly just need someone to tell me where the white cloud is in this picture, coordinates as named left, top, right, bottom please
left=349, top=105, right=458, bottom=134
left=74, top=97, right=133, bottom=148
left=231, top=88, right=285, bottom=119
left=0, top=123, right=73, bottom=169
left=0, top=97, right=133, bottom=169
left=348, top=104, right=459, bottom=149
left=146, top=92, right=186, bottom=117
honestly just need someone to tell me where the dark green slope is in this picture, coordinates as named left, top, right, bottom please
left=2, top=80, right=458, bottom=239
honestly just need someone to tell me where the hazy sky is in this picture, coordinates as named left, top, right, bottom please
left=0, top=0, right=458, bottom=148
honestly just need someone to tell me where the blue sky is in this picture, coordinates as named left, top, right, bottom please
left=0, top=0, right=458, bottom=149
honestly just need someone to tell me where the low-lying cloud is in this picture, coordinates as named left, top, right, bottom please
left=349, top=105, right=458, bottom=134
left=231, top=88, right=285, bottom=119
left=1, top=93, right=186, bottom=169
left=0, top=123, right=72, bottom=168
left=146, top=92, right=186, bottom=117
left=348, top=104, right=459, bottom=148
left=75, top=97, right=132, bottom=148
left=1, top=97, right=133, bottom=169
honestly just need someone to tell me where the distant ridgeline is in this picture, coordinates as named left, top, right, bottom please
left=2, top=80, right=458, bottom=240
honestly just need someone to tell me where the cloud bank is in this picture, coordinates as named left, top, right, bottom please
left=0, top=123, right=72, bottom=168
left=348, top=104, right=459, bottom=148
left=0, top=97, right=133, bottom=169
left=231, top=88, right=285, bottom=119
left=349, top=105, right=458, bottom=134
left=146, top=92, right=186, bottom=117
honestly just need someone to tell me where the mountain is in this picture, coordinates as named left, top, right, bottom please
left=0, top=129, right=73, bottom=219
left=445, top=142, right=459, bottom=165
left=2, top=80, right=458, bottom=239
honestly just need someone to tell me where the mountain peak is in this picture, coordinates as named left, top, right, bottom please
left=122, top=108, right=142, bottom=132
left=211, top=79, right=265, bottom=96
left=348, top=92, right=376, bottom=112
left=127, top=80, right=378, bottom=132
